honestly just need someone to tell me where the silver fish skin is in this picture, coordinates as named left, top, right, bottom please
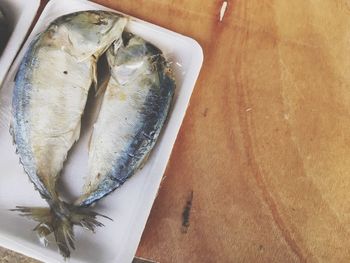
left=77, top=32, right=176, bottom=207
left=12, top=11, right=127, bottom=258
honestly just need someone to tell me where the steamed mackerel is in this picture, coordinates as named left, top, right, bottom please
left=77, top=32, right=176, bottom=207
left=12, top=11, right=127, bottom=258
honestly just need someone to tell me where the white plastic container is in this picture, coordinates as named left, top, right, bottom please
left=0, top=0, right=203, bottom=262
left=0, top=0, right=40, bottom=85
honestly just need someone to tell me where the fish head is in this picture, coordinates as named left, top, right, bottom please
left=106, top=32, right=162, bottom=85
left=108, top=33, right=149, bottom=65
left=46, top=11, right=127, bottom=61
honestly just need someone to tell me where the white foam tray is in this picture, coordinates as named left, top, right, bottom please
left=0, top=0, right=203, bottom=262
left=0, top=0, right=40, bottom=85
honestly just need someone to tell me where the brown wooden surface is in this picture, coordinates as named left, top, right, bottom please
left=4, top=0, right=350, bottom=262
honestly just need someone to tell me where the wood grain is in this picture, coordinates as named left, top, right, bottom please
left=100, top=0, right=350, bottom=262
left=4, top=0, right=350, bottom=262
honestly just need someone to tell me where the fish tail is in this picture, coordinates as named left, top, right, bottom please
left=11, top=203, right=111, bottom=258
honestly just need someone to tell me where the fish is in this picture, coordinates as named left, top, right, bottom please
left=76, top=32, right=176, bottom=207
left=0, top=8, right=9, bottom=55
left=11, top=11, right=127, bottom=258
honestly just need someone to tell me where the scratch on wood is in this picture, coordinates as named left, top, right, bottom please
left=181, top=191, right=194, bottom=233
left=219, top=1, right=228, bottom=22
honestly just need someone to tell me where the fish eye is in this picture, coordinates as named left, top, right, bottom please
left=93, top=17, right=108, bottom=26
left=99, top=18, right=108, bottom=25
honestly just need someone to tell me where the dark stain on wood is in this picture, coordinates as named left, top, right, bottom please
left=203, top=107, right=209, bottom=117
left=181, top=191, right=194, bottom=233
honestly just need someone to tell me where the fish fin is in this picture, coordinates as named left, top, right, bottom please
left=11, top=207, right=54, bottom=251
left=11, top=206, right=52, bottom=222
left=11, top=203, right=111, bottom=259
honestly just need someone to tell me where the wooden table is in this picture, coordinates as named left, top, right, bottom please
left=4, top=0, right=350, bottom=262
